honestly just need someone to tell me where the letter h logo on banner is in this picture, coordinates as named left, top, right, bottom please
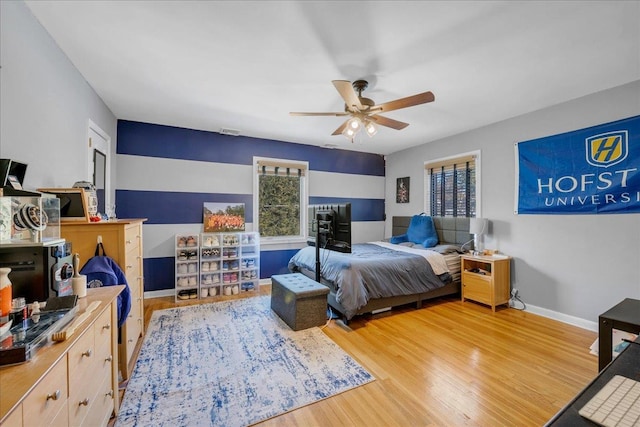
left=585, top=130, right=628, bottom=168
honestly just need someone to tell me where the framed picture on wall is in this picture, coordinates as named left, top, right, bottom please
left=203, top=202, right=245, bottom=232
left=396, top=177, right=410, bottom=203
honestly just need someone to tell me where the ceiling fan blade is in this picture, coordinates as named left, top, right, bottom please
left=373, top=91, right=435, bottom=113
left=331, top=120, right=349, bottom=135
left=290, top=112, right=349, bottom=116
left=370, top=115, right=410, bottom=130
left=332, top=80, right=364, bottom=111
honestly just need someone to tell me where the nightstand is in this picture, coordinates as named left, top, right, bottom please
left=461, top=254, right=511, bottom=312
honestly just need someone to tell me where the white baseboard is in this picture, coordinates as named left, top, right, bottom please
left=143, top=285, right=597, bottom=333
left=524, top=303, right=597, bottom=332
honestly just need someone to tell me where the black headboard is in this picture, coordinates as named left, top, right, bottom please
left=392, top=216, right=472, bottom=246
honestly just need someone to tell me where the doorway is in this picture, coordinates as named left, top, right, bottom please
left=87, top=120, right=111, bottom=216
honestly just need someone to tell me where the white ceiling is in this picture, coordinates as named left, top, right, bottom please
left=25, top=1, right=640, bottom=155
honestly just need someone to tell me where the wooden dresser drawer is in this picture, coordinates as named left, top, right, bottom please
left=22, top=357, right=67, bottom=423
left=49, top=400, right=68, bottom=427
left=124, top=225, right=141, bottom=254
left=94, top=307, right=114, bottom=360
left=67, top=327, right=95, bottom=396
left=1, top=403, right=21, bottom=427
left=82, top=371, right=115, bottom=427
left=124, top=249, right=141, bottom=283
left=124, top=302, right=143, bottom=364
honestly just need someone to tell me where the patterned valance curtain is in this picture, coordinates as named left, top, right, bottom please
left=256, top=160, right=306, bottom=177
left=424, top=155, right=475, bottom=173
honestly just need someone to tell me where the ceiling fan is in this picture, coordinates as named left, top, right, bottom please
left=290, top=80, right=435, bottom=139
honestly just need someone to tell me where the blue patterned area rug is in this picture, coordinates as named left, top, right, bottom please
left=115, top=295, right=373, bottom=427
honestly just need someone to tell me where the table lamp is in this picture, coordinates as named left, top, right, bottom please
left=469, top=217, right=488, bottom=255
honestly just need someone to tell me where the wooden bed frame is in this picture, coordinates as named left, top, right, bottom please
left=298, top=216, right=472, bottom=322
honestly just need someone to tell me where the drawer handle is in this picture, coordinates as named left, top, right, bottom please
left=127, top=265, right=133, bottom=269
left=105, top=355, right=113, bottom=362
left=106, top=390, right=114, bottom=398
left=79, top=398, right=89, bottom=406
left=102, top=324, right=111, bottom=330
left=126, top=240, right=132, bottom=244
left=128, top=339, right=134, bottom=343
left=82, top=349, right=92, bottom=358
left=46, top=390, right=61, bottom=401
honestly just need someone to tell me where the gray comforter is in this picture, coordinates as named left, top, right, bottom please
left=288, top=243, right=451, bottom=319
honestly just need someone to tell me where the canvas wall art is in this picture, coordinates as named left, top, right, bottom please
left=203, top=202, right=245, bottom=232
left=396, top=177, right=410, bottom=203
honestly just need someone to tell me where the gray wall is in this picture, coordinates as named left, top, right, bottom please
left=0, top=1, right=117, bottom=193
left=386, top=80, right=640, bottom=328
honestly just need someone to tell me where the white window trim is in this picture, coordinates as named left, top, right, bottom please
left=424, top=149, right=482, bottom=217
left=253, top=156, right=309, bottom=246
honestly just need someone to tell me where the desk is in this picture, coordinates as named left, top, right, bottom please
left=545, top=335, right=640, bottom=426
left=598, top=298, right=640, bottom=371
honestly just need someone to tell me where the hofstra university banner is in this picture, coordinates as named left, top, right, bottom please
left=516, top=115, right=640, bottom=215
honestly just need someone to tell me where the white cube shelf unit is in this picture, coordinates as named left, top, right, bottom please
left=200, top=231, right=260, bottom=299
left=175, top=234, right=200, bottom=301
left=175, top=231, right=260, bottom=301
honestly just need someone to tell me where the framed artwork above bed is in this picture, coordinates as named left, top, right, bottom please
left=396, top=177, right=410, bottom=203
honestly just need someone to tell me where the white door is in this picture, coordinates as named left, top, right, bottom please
left=87, top=120, right=111, bottom=216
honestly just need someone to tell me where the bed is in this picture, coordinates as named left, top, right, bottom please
left=288, top=216, right=472, bottom=321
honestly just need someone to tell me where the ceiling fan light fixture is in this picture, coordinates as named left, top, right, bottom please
left=365, top=121, right=377, bottom=137
left=348, top=117, right=362, bottom=130
left=343, top=127, right=356, bottom=138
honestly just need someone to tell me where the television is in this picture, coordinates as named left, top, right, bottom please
left=308, top=203, right=352, bottom=253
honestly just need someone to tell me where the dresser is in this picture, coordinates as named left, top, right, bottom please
left=0, top=286, right=123, bottom=426
left=58, top=219, right=146, bottom=380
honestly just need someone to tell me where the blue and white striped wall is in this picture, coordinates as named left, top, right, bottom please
left=115, top=121, right=386, bottom=297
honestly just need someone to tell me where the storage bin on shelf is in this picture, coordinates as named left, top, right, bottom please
left=0, top=196, right=60, bottom=245
left=200, top=233, right=222, bottom=298
left=240, top=232, right=260, bottom=292
left=175, top=234, right=199, bottom=301
left=221, top=233, right=241, bottom=296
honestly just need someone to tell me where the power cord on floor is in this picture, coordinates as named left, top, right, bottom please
left=321, top=306, right=335, bottom=329
left=510, top=289, right=526, bottom=311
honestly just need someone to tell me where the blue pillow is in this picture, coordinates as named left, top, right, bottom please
left=406, top=214, right=438, bottom=248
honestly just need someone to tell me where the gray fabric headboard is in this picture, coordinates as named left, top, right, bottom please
left=392, top=216, right=472, bottom=246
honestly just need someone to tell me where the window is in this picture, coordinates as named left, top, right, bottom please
left=425, top=152, right=479, bottom=217
left=253, top=157, right=308, bottom=241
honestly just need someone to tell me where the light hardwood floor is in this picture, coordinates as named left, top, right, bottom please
left=129, top=286, right=598, bottom=426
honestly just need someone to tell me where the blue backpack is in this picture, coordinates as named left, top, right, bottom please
left=80, top=243, right=132, bottom=328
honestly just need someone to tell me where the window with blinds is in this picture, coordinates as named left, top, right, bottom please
left=425, top=154, right=477, bottom=217
left=254, top=158, right=308, bottom=239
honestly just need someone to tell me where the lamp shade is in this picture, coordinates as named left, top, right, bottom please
left=469, top=217, right=488, bottom=235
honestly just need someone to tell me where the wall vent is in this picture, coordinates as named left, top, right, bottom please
left=219, top=128, right=241, bottom=136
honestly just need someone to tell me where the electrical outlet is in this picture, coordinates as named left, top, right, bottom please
left=511, top=288, right=519, bottom=298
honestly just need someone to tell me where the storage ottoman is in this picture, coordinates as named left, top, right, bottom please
left=270, top=273, right=329, bottom=330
